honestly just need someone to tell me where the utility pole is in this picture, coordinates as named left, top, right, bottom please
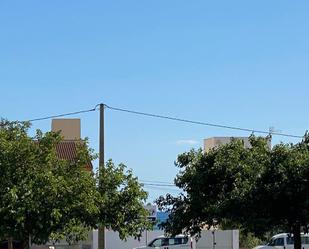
left=98, top=103, right=105, bottom=249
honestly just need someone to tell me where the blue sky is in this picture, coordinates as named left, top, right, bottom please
left=1, top=1, right=309, bottom=201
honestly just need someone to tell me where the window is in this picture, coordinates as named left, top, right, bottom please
left=274, top=238, right=284, bottom=246
left=148, top=237, right=189, bottom=247
left=287, top=236, right=309, bottom=245
left=301, top=237, right=309, bottom=245
left=269, top=238, right=284, bottom=246
left=268, top=238, right=275, bottom=246
left=149, top=239, right=163, bottom=247
left=149, top=238, right=169, bottom=247
left=287, top=237, right=294, bottom=245
left=169, top=237, right=188, bottom=245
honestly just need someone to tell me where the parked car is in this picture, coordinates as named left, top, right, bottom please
left=133, top=234, right=194, bottom=249
left=253, top=233, right=309, bottom=249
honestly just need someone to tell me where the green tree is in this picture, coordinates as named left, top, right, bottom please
left=251, top=136, right=309, bottom=249
left=0, top=120, right=98, bottom=248
left=97, top=160, right=150, bottom=240
left=156, top=136, right=309, bottom=249
left=0, top=120, right=150, bottom=249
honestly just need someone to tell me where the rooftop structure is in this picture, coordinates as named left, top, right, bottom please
left=52, top=119, right=92, bottom=170
left=204, top=136, right=271, bottom=152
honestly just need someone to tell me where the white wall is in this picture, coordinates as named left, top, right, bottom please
left=196, top=230, right=239, bottom=249
left=92, top=229, right=239, bottom=249
left=92, top=229, right=164, bottom=249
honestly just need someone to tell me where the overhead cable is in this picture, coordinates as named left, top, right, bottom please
left=141, top=182, right=177, bottom=187
left=140, top=180, right=175, bottom=185
left=142, top=185, right=182, bottom=193
left=20, top=103, right=304, bottom=139
left=25, top=107, right=97, bottom=122
left=104, top=104, right=304, bottom=139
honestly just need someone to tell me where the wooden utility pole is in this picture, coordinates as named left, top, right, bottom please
left=98, top=103, right=105, bottom=249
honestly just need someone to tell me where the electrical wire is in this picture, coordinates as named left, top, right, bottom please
left=140, top=180, right=175, bottom=185
left=142, top=185, right=182, bottom=193
left=141, top=182, right=177, bottom=187
left=18, top=103, right=304, bottom=139
left=104, top=104, right=304, bottom=139
left=24, top=107, right=97, bottom=122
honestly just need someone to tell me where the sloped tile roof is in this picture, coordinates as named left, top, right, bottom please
left=55, top=140, right=92, bottom=171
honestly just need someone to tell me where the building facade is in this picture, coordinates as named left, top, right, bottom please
left=204, top=136, right=271, bottom=152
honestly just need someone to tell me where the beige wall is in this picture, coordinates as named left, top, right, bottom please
left=204, top=137, right=271, bottom=152
left=51, top=119, right=81, bottom=140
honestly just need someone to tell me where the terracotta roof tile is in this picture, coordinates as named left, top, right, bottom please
left=55, top=140, right=92, bottom=171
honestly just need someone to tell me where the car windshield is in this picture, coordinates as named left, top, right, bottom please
left=267, top=238, right=274, bottom=246
left=148, top=237, right=188, bottom=247
left=267, top=238, right=283, bottom=246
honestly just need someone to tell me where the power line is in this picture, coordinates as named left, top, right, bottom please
left=16, top=103, right=304, bottom=139
left=25, top=107, right=97, bottom=122
left=140, top=180, right=175, bottom=185
left=141, top=182, right=177, bottom=187
left=105, top=104, right=304, bottom=139
left=143, top=185, right=182, bottom=193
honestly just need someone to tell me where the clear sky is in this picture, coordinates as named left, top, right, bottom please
left=1, top=1, right=309, bottom=202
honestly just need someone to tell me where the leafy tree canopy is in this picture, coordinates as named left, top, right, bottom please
left=0, top=120, right=150, bottom=247
left=156, top=135, right=309, bottom=249
left=97, top=160, right=150, bottom=240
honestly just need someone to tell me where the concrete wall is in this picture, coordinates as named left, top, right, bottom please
left=93, top=229, right=163, bottom=249
left=92, top=229, right=239, bottom=249
left=204, top=137, right=271, bottom=152
left=51, top=119, right=81, bottom=140
left=196, top=230, right=239, bottom=249
left=30, top=229, right=239, bottom=249
left=30, top=231, right=92, bottom=249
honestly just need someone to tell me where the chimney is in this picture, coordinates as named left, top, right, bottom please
left=51, top=119, right=81, bottom=140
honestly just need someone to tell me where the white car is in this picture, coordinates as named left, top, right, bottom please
left=134, top=234, right=194, bottom=249
left=253, top=233, right=309, bottom=249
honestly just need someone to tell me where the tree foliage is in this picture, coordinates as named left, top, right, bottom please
left=0, top=120, right=150, bottom=247
left=156, top=135, right=309, bottom=249
left=97, top=160, right=150, bottom=240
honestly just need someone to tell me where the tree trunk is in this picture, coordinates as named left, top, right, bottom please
left=8, top=237, right=13, bottom=249
left=293, top=222, right=302, bottom=249
left=21, top=238, right=30, bottom=249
